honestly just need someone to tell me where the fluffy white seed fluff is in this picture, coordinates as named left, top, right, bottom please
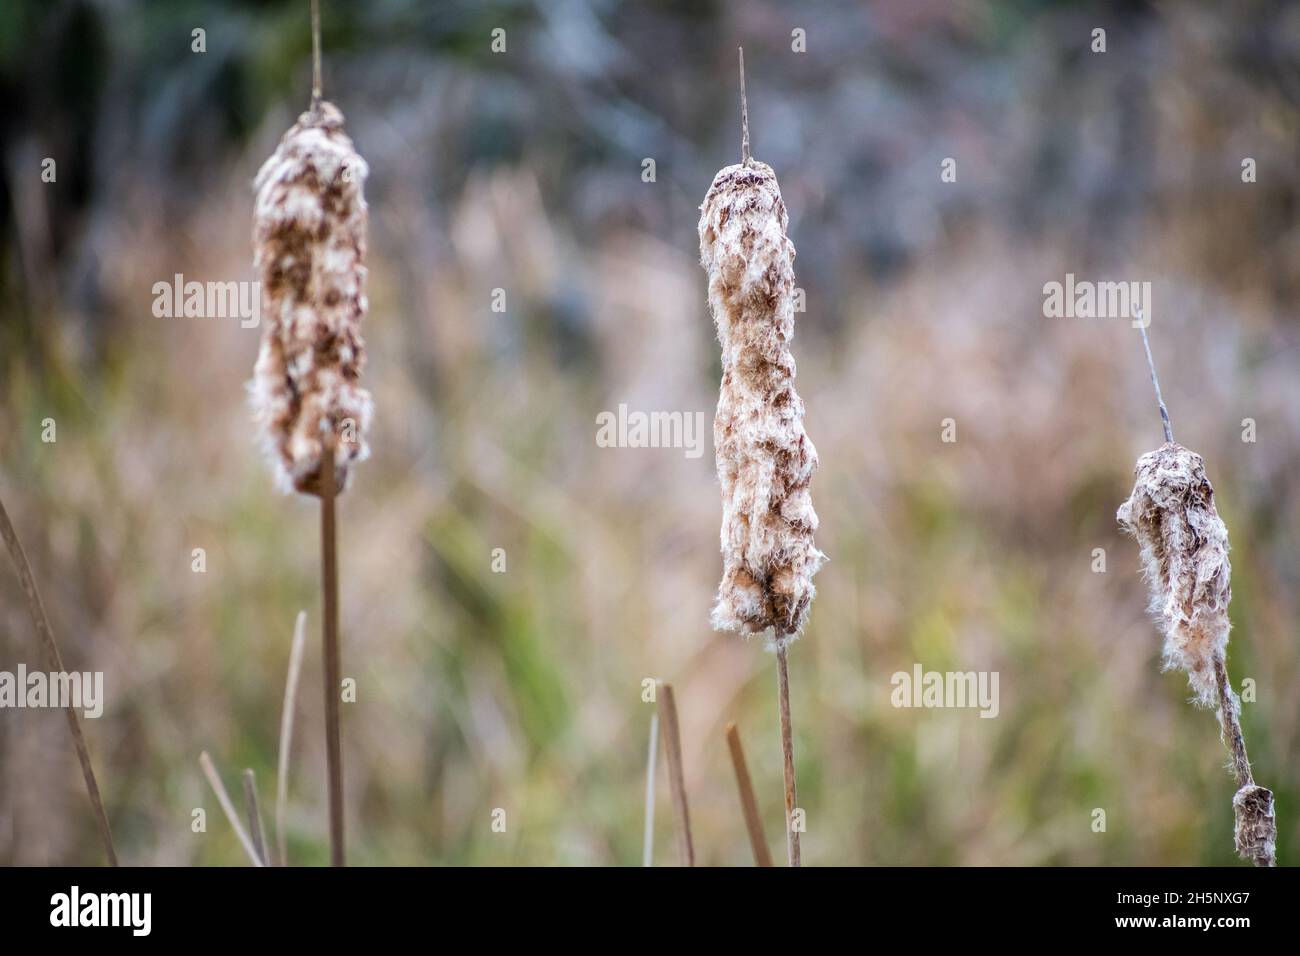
left=249, top=101, right=373, bottom=496
left=699, top=160, right=825, bottom=642
left=1116, top=442, right=1230, bottom=707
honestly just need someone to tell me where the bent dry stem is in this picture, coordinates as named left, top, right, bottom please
left=1120, top=320, right=1276, bottom=866
left=0, top=491, right=117, bottom=865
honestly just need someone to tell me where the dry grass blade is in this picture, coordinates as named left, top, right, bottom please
left=276, top=609, right=308, bottom=866
left=242, top=768, right=268, bottom=866
left=725, top=722, right=773, bottom=867
left=657, top=682, right=694, bottom=866
left=643, top=712, right=658, bottom=867
left=199, top=751, right=265, bottom=866
left=0, top=492, right=117, bottom=866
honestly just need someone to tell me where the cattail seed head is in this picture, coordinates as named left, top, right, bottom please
left=699, top=161, right=825, bottom=642
left=1120, top=440, right=1278, bottom=866
left=250, top=101, right=372, bottom=496
left=1116, top=442, right=1231, bottom=706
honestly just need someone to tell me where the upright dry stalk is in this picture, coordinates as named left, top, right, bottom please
left=700, top=49, right=822, bottom=867
left=276, top=610, right=308, bottom=866
left=725, top=722, right=773, bottom=867
left=320, top=443, right=344, bottom=865
left=1117, top=317, right=1276, bottom=866
left=642, top=712, right=658, bottom=867
left=657, top=683, right=694, bottom=866
left=242, top=768, right=269, bottom=866
left=774, top=646, right=800, bottom=866
left=249, top=5, right=370, bottom=867
left=199, top=752, right=265, bottom=866
left=0, top=492, right=117, bottom=866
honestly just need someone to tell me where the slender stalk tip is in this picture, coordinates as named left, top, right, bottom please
left=1135, top=309, right=1174, bottom=443
left=738, top=47, right=751, bottom=165
left=310, top=0, right=323, bottom=113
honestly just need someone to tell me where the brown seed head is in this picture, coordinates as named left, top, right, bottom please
left=249, top=101, right=372, bottom=496
left=699, top=161, right=825, bottom=642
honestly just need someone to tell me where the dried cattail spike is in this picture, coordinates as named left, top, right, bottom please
left=699, top=160, right=825, bottom=642
left=250, top=100, right=372, bottom=496
left=1116, top=442, right=1230, bottom=707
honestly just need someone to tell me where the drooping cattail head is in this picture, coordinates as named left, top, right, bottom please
left=250, top=101, right=372, bottom=496
left=699, top=161, right=825, bottom=642
left=1116, top=442, right=1231, bottom=707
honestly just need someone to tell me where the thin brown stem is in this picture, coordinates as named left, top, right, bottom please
left=242, top=768, right=269, bottom=866
left=1135, top=309, right=1173, bottom=443
left=310, top=0, right=322, bottom=113
left=199, top=752, right=265, bottom=866
left=775, top=641, right=800, bottom=867
left=1214, top=657, right=1254, bottom=789
left=0, top=491, right=117, bottom=865
left=276, top=609, right=308, bottom=866
left=657, top=682, right=694, bottom=866
left=321, top=442, right=345, bottom=866
left=725, top=722, right=773, bottom=867
left=738, top=47, right=751, bottom=165
left=1213, top=657, right=1276, bottom=867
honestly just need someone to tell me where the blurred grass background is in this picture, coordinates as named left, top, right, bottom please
left=1, top=0, right=1298, bottom=865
